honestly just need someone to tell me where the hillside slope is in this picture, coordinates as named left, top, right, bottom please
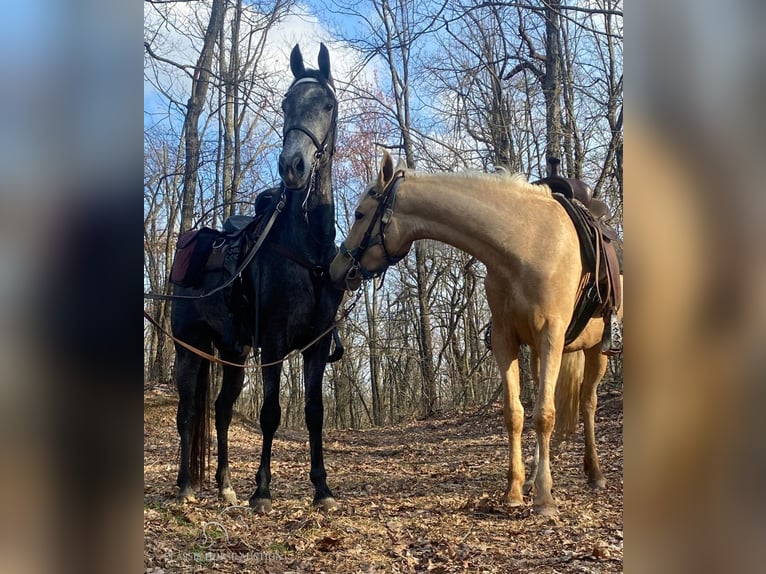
left=144, top=386, right=623, bottom=573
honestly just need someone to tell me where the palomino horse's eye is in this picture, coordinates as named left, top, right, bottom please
left=354, top=211, right=364, bottom=222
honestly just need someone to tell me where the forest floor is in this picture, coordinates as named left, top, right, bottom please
left=144, top=383, right=623, bottom=573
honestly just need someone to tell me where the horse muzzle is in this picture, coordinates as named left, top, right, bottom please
left=329, top=253, right=362, bottom=291
left=278, top=151, right=309, bottom=189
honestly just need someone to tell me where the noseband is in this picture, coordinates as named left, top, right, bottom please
left=339, top=171, right=409, bottom=281
left=282, top=76, right=338, bottom=190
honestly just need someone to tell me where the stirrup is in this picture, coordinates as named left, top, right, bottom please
left=601, top=311, right=622, bottom=355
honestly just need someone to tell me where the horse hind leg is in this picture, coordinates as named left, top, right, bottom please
left=581, top=346, right=609, bottom=489
left=214, top=355, right=247, bottom=504
left=303, top=337, right=338, bottom=511
left=523, top=349, right=540, bottom=496
left=524, top=439, right=540, bottom=496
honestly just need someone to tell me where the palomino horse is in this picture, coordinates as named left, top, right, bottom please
left=329, top=151, right=622, bottom=515
left=171, top=44, right=343, bottom=511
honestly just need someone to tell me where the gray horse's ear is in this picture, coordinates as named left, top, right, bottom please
left=318, top=43, right=331, bottom=79
left=290, top=44, right=305, bottom=77
left=378, top=150, right=395, bottom=189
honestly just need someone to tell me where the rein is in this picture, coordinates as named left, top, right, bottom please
left=143, top=288, right=362, bottom=369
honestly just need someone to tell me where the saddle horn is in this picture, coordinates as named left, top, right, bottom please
left=547, top=156, right=561, bottom=177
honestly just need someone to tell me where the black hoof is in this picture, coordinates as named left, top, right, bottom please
left=176, top=485, right=195, bottom=502
left=249, top=496, right=273, bottom=514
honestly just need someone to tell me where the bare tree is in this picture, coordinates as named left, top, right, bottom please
left=176, top=0, right=226, bottom=234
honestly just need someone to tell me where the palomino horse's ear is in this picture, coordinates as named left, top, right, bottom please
left=318, top=43, right=331, bottom=80
left=378, top=150, right=395, bottom=189
left=395, top=157, right=407, bottom=173
left=290, top=44, right=305, bottom=77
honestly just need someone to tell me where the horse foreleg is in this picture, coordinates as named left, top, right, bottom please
left=491, top=322, right=524, bottom=507
left=531, top=331, right=565, bottom=516
left=214, top=356, right=247, bottom=504
left=303, top=338, right=337, bottom=510
left=581, top=346, right=609, bottom=489
left=249, top=362, right=282, bottom=513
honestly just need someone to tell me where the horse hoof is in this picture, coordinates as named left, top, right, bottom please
left=219, top=488, right=238, bottom=505
left=176, top=487, right=195, bottom=502
left=314, top=497, right=339, bottom=512
left=249, top=497, right=273, bottom=514
left=588, top=477, right=606, bottom=490
left=503, top=493, right=525, bottom=507
left=522, top=481, right=534, bottom=495
left=533, top=502, right=558, bottom=517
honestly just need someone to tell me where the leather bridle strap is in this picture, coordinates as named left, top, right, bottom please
left=143, top=309, right=341, bottom=369
left=284, top=125, right=326, bottom=155
left=339, top=172, right=408, bottom=280
left=282, top=77, right=338, bottom=162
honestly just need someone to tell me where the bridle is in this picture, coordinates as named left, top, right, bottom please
left=338, top=171, right=409, bottom=283
left=281, top=76, right=338, bottom=196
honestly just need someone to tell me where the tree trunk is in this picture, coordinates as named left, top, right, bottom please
left=222, top=0, right=242, bottom=221
left=543, top=0, right=563, bottom=171
left=180, top=0, right=226, bottom=234
left=365, top=283, right=384, bottom=426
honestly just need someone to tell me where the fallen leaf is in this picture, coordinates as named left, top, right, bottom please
left=315, top=536, right=342, bottom=552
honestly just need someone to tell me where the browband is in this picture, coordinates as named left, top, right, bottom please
left=289, top=76, right=336, bottom=96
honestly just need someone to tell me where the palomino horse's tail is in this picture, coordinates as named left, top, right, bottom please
left=189, top=362, right=211, bottom=487
left=553, top=350, right=585, bottom=447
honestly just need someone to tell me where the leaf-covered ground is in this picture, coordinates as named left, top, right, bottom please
left=144, top=385, right=623, bottom=573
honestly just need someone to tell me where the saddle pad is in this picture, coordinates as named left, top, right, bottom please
left=170, top=227, right=220, bottom=287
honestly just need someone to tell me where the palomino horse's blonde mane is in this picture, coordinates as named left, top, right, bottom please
left=401, top=168, right=552, bottom=198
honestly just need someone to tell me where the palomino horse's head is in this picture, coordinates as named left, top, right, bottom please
left=278, top=44, right=337, bottom=190
left=330, top=151, right=412, bottom=290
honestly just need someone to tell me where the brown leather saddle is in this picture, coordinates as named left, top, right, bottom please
left=534, top=158, right=622, bottom=354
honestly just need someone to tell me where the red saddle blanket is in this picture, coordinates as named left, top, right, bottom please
left=170, top=227, right=220, bottom=288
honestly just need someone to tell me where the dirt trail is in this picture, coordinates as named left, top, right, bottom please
left=144, top=387, right=623, bottom=573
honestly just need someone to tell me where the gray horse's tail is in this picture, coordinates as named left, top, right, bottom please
left=189, top=362, right=211, bottom=487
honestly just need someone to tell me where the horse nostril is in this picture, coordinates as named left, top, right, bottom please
left=294, top=157, right=305, bottom=177
left=278, top=154, right=288, bottom=176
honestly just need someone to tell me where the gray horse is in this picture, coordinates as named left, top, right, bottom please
left=171, top=44, right=343, bottom=512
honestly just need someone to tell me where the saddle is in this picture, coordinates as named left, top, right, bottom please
left=168, top=189, right=280, bottom=353
left=170, top=189, right=276, bottom=288
left=534, top=158, right=622, bottom=354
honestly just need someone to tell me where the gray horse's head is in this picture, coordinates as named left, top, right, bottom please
left=278, top=43, right=336, bottom=190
